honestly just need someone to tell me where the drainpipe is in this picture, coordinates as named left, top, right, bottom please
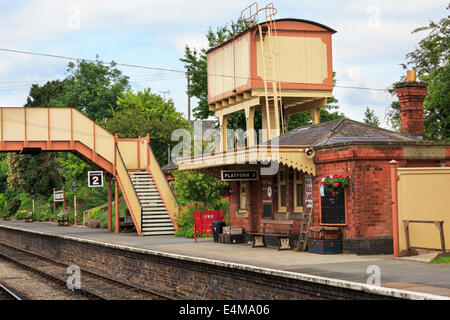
left=390, top=160, right=399, bottom=257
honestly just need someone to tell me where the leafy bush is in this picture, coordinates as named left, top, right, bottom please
left=171, top=170, right=230, bottom=238
left=6, top=199, right=21, bottom=218
left=175, top=200, right=229, bottom=238
left=13, top=209, right=28, bottom=220
left=0, top=194, right=6, bottom=217
left=34, top=205, right=52, bottom=221
left=172, top=170, right=230, bottom=207
left=184, top=226, right=195, bottom=238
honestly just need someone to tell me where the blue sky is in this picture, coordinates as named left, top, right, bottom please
left=0, top=0, right=447, bottom=128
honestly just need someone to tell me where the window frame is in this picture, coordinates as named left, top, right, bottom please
left=239, top=181, right=247, bottom=211
left=293, top=170, right=304, bottom=213
left=319, top=187, right=348, bottom=226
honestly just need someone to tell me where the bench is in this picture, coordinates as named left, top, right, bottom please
left=119, top=216, right=135, bottom=232
left=24, top=212, right=33, bottom=222
left=57, top=211, right=69, bottom=226
left=250, top=220, right=294, bottom=250
left=119, top=210, right=135, bottom=232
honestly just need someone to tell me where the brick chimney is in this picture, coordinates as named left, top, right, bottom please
left=395, top=70, right=428, bottom=139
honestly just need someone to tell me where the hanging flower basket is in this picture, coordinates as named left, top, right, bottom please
left=320, top=175, right=350, bottom=196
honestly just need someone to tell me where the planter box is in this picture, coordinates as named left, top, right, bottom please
left=307, top=239, right=342, bottom=254
left=309, top=226, right=341, bottom=240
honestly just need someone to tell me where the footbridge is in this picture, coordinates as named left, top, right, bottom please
left=0, top=107, right=178, bottom=236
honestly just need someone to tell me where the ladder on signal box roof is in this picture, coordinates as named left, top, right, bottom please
left=296, top=208, right=314, bottom=252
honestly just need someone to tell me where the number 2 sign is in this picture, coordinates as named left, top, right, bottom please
left=88, top=171, right=104, bottom=188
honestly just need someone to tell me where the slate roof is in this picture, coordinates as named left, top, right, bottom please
left=162, top=160, right=177, bottom=173
left=265, top=118, right=420, bottom=149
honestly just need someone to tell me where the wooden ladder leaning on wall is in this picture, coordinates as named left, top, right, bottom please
left=296, top=208, right=314, bottom=252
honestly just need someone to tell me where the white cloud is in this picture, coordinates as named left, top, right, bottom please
left=167, top=33, right=209, bottom=54
left=0, top=0, right=446, bottom=123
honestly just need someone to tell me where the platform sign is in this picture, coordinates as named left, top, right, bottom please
left=193, top=210, right=224, bottom=242
left=53, top=190, right=64, bottom=202
left=88, top=171, right=104, bottom=188
left=221, top=170, right=258, bottom=181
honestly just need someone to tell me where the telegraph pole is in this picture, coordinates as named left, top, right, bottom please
left=187, top=73, right=191, bottom=122
left=160, top=90, right=170, bottom=101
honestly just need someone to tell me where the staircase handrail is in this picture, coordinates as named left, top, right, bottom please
left=82, top=201, right=115, bottom=225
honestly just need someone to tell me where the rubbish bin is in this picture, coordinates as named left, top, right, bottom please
left=212, top=220, right=226, bottom=243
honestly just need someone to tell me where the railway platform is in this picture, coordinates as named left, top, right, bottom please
left=0, top=220, right=449, bottom=299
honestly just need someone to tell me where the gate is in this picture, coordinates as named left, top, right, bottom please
left=391, top=164, right=450, bottom=256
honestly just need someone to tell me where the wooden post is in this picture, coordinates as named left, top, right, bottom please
left=435, top=221, right=446, bottom=253
left=115, top=179, right=119, bottom=234
left=108, top=178, right=112, bottom=233
left=404, top=220, right=411, bottom=256
left=390, top=160, right=399, bottom=257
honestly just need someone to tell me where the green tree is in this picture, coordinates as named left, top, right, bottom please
left=102, top=89, right=191, bottom=165
left=171, top=170, right=230, bottom=207
left=363, top=107, right=381, bottom=127
left=0, top=154, right=8, bottom=194
left=6, top=152, right=62, bottom=195
left=25, top=80, right=66, bottom=107
left=180, top=20, right=251, bottom=122
left=386, top=6, right=449, bottom=139
left=62, top=57, right=131, bottom=121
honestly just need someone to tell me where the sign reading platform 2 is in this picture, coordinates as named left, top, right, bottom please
left=88, top=171, right=104, bottom=188
left=221, top=170, right=258, bottom=181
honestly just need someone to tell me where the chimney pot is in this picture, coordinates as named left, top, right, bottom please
left=406, top=70, right=416, bottom=81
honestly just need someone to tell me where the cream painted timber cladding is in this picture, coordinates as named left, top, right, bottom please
left=148, top=143, right=179, bottom=220
left=50, top=108, right=71, bottom=141
left=397, top=168, right=450, bottom=253
left=26, top=108, right=48, bottom=141
left=257, top=36, right=328, bottom=84
left=115, top=147, right=142, bottom=234
left=177, top=147, right=316, bottom=176
left=0, top=108, right=115, bottom=163
left=2, top=108, right=25, bottom=141
left=117, top=140, right=139, bottom=169
left=207, top=35, right=250, bottom=100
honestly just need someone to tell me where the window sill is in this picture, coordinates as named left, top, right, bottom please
left=320, top=223, right=347, bottom=227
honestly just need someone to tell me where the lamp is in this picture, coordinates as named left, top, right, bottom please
left=30, top=189, right=35, bottom=213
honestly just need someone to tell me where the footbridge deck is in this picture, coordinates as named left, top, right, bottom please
left=0, top=107, right=178, bottom=236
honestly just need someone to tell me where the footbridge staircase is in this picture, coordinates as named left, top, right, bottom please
left=0, top=107, right=178, bottom=236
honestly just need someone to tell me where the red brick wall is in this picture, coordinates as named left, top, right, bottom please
left=226, top=145, right=450, bottom=249
left=314, top=146, right=404, bottom=239
left=396, top=84, right=427, bottom=136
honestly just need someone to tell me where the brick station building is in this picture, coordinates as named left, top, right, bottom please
left=179, top=77, right=450, bottom=255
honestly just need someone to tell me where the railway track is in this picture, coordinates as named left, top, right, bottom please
left=0, top=243, right=174, bottom=300
left=0, top=283, right=24, bottom=300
